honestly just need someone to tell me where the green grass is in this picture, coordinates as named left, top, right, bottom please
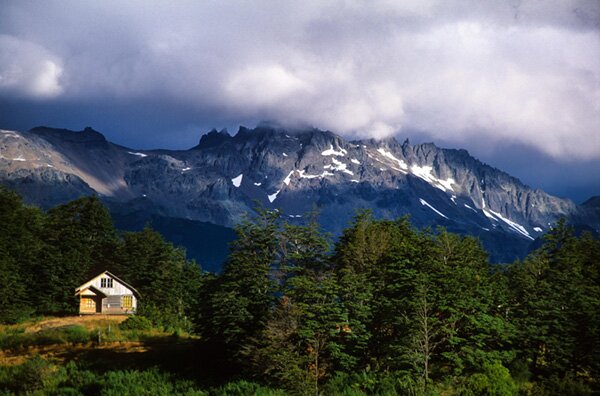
left=0, top=357, right=289, bottom=395
left=0, top=317, right=195, bottom=351
left=0, top=325, right=93, bottom=350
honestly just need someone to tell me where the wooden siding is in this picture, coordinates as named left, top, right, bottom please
left=77, top=272, right=138, bottom=315
left=79, top=296, right=101, bottom=314
left=81, top=274, right=136, bottom=297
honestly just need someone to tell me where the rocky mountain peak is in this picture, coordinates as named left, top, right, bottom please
left=2, top=123, right=598, bottom=263
left=195, top=128, right=231, bottom=150
left=29, top=126, right=107, bottom=144
left=582, top=196, right=600, bottom=208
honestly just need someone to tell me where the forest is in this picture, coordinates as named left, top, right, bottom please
left=0, top=186, right=598, bottom=395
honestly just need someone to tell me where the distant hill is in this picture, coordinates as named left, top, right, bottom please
left=110, top=210, right=236, bottom=273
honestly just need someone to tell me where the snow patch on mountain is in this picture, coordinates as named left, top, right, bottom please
left=297, top=169, right=334, bottom=179
left=411, top=164, right=455, bottom=192
left=377, top=148, right=408, bottom=171
left=464, top=204, right=477, bottom=213
left=420, top=198, right=448, bottom=219
left=487, top=209, right=533, bottom=240
left=268, top=190, right=280, bottom=202
left=283, top=171, right=294, bottom=185
left=481, top=200, right=533, bottom=240
left=231, top=174, right=243, bottom=187
left=128, top=152, right=148, bottom=158
left=321, top=144, right=347, bottom=156
left=324, top=158, right=354, bottom=175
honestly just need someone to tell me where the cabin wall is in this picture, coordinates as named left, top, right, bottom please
left=85, top=275, right=135, bottom=296
left=77, top=274, right=138, bottom=315
left=79, top=295, right=102, bottom=314
left=100, top=295, right=137, bottom=314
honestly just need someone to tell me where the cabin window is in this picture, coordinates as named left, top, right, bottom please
left=82, top=298, right=94, bottom=308
left=100, top=278, right=113, bottom=288
left=122, top=295, right=133, bottom=309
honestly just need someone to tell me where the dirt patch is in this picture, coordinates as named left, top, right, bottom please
left=25, top=315, right=128, bottom=333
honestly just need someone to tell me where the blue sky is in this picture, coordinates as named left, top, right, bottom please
left=0, top=1, right=598, bottom=202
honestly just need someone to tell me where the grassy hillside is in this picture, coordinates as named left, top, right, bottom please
left=0, top=316, right=282, bottom=395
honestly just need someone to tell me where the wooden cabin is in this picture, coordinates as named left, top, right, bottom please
left=75, top=271, right=140, bottom=315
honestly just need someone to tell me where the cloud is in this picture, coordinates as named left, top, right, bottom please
left=226, top=65, right=312, bottom=107
left=0, top=0, right=598, bottom=159
left=0, top=35, right=64, bottom=98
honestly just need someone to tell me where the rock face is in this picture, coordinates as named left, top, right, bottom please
left=1, top=124, right=597, bottom=263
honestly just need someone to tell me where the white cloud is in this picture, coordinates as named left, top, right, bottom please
left=226, top=65, right=312, bottom=107
left=30, top=60, right=63, bottom=97
left=0, top=35, right=64, bottom=98
left=0, top=0, right=598, bottom=159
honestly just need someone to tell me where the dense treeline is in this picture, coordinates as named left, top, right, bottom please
left=196, top=209, right=599, bottom=394
left=0, top=187, right=202, bottom=330
left=1, top=186, right=599, bottom=394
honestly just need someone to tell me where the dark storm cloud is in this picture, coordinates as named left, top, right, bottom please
left=0, top=1, right=598, bottom=198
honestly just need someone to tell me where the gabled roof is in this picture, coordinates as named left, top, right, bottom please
left=75, top=284, right=107, bottom=298
left=74, top=270, right=141, bottom=297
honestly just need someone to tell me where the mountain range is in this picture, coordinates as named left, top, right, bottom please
left=1, top=124, right=598, bottom=268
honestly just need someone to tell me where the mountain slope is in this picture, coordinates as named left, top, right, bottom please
left=1, top=125, right=597, bottom=263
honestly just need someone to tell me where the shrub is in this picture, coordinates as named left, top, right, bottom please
left=460, top=361, right=518, bottom=396
left=63, top=325, right=92, bottom=344
left=100, top=368, right=207, bottom=396
left=508, top=359, right=531, bottom=384
left=0, top=306, right=34, bottom=325
left=137, top=303, right=194, bottom=334
left=211, top=380, right=285, bottom=396
left=0, top=356, right=66, bottom=394
left=63, top=361, right=99, bottom=393
left=119, top=315, right=153, bottom=331
left=530, top=374, right=593, bottom=396
left=322, top=371, right=429, bottom=396
left=322, top=372, right=368, bottom=395
left=0, top=326, right=26, bottom=349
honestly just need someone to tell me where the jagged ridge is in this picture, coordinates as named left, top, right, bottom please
left=0, top=125, right=597, bottom=263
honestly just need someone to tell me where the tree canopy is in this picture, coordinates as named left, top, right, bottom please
left=1, top=187, right=598, bottom=394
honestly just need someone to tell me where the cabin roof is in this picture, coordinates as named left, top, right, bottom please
left=75, top=270, right=141, bottom=297
left=75, top=284, right=108, bottom=298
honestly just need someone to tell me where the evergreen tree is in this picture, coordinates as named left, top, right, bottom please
left=571, top=232, right=600, bottom=382
left=333, top=210, right=378, bottom=370
left=117, top=226, right=201, bottom=329
left=277, top=217, right=346, bottom=394
left=509, top=220, right=600, bottom=386
left=199, top=207, right=279, bottom=367
left=0, top=248, right=29, bottom=323
left=367, top=218, right=426, bottom=371
left=40, top=196, right=119, bottom=313
left=429, top=230, right=513, bottom=378
left=0, top=187, right=45, bottom=320
left=249, top=295, right=309, bottom=391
